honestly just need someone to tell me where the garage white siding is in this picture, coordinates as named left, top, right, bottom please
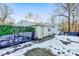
left=35, top=26, right=44, bottom=39
left=35, top=26, right=53, bottom=39
left=44, top=27, right=53, bottom=37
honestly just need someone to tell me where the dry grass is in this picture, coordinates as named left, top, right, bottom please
left=60, top=23, right=79, bottom=32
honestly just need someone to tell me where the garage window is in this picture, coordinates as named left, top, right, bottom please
left=48, top=29, right=51, bottom=31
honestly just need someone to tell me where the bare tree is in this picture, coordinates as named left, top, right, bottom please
left=71, top=6, right=79, bottom=32
left=0, top=4, right=13, bottom=23
left=50, top=16, right=56, bottom=28
left=25, top=12, right=34, bottom=19
left=25, top=12, right=41, bottom=23
left=54, top=3, right=79, bottom=32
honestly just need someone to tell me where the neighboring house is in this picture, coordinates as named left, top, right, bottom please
left=16, top=20, right=54, bottom=39
left=0, top=18, right=15, bottom=25
left=16, top=20, right=36, bottom=26
left=4, top=19, right=15, bottom=25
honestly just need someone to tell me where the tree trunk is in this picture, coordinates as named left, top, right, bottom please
left=68, top=4, right=71, bottom=32
left=75, top=21, right=77, bottom=32
left=72, top=14, right=75, bottom=32
left=68, top=17, right=70, bottom=32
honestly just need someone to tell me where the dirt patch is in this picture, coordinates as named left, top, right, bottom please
left=24, top=48, right=55, bottom=56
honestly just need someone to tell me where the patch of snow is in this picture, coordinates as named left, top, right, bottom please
left=66, top=36, right=79, bottom=42
left=0, top=41, right=34, bottom=56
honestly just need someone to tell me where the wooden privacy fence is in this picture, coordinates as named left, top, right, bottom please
left=0, top=25, right=35, bottom=48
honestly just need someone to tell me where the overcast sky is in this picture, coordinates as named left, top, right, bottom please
left=8, top=3, right=57, bottom=23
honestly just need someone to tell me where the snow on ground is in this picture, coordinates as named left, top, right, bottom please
left=0, top=35, right=79, bottom=56
left=0, top=42, right=34, bottom=56
left=65, top=36, right=79, bottom=42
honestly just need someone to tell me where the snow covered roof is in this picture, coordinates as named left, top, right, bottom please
left=16, top=20, right=36, bottom=26
left=32, top=23, right=53, bottom=27
left=16, top=20, right=53, bottom=27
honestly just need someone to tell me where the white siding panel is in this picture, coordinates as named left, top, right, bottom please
left=35, top=26, right=53, bottom=39
left=35, top=26, right=44, bottom=39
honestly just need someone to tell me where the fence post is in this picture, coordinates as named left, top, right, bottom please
left=31, top=32, right=35, bottom=40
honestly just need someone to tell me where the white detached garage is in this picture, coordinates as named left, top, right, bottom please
left=32, top=23, right=54, bottom=39
left=16, top=20, right=54, bottom=39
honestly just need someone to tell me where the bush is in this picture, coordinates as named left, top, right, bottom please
left=0, top=25, right=35, bottom=36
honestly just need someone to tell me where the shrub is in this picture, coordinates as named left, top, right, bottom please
left=0, top=25, right=35, bottom=36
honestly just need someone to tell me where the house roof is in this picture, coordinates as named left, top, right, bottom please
left=32, top=23, right=53, bottom=27
left=16, top=20, right=53, bottom=27
left=16, top=20, right=36, bottom=26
